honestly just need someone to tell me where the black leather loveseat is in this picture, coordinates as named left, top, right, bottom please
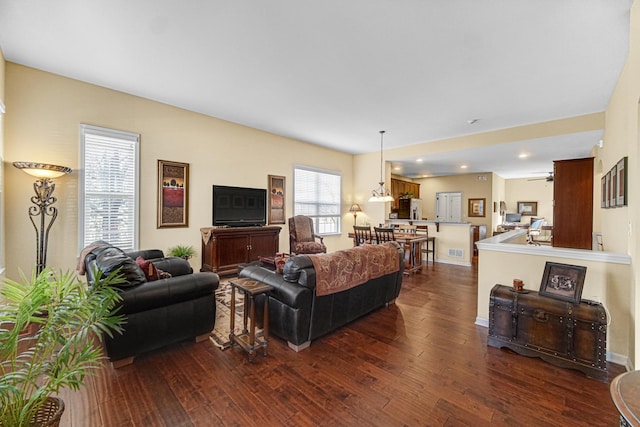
left=238, top=241, right=404, bottom=351
left=84, top=243, right=219, bottom=365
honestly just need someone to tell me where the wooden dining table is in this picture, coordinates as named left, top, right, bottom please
left=348, top=232, right=428, bottom=275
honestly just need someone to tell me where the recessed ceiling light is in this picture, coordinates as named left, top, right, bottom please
left=460, top=165, right=468, bottom=169
left=518, top=153, right=529, bottom=159
left=393, top=166, right=401, bottom=171
left=416, top=158, right=423, bottom=163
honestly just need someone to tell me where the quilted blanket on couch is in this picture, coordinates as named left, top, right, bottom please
left=309, top=242, right=400, bottom=296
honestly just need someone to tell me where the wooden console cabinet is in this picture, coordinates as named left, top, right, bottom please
left=201, top=226, right=281, bottom=276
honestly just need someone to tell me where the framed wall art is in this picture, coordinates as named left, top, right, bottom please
left=601, top=175, right=607, bottom=208
left=468, top=198, right=486, bottom=217
left=539, top=261, right=587, bottom=303
left=605, top=171, right=611, bottom=208
left=610, top=164, right=618, bottom=208
left=616, top=156, right=628, bottom=206
left=268, top=174, right=286, bottom=224
left=517, top=201, right=538, bottom=216
left=157, top=160, right=189, bottom=228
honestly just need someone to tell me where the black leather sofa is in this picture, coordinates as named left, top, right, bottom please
left=84, top=244, right=219, bottom=365
left=238, top=241, right=404, bottom=351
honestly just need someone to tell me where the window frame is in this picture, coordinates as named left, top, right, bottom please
left=78, top=124, right=140, bottom=253
left=293, top=164, right=342, bottom=236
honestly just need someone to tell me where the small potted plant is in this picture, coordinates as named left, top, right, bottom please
left=168, top=244, right=196, bottom=260
left=0, top=269, right=124, bottom=426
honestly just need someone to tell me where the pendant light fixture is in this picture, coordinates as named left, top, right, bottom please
left=368, top=130, right=394, bottom=202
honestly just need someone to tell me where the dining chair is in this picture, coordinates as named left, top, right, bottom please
left=353, top=225, right=373, bottom=246
left=416, top=225, right=436, bottom=262
left=398, top=225, right=417, bottom=234
left=374, top=227, right=396, bottom=243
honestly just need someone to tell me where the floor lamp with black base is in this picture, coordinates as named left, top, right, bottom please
left=13, top=161, right=72, bottom=274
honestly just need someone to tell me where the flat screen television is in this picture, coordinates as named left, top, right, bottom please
left=212, top=185, right=267, bottom=227
left=505, top=213, right=522, bottom=223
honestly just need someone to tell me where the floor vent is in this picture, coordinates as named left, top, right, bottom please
left=448, top=249, right=464, bottom=258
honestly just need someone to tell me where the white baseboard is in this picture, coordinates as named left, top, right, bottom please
left=475, top=316, right=630, bottom=367
left=475, top=317, right=489, bottom=328
left=435, top=259, right=472, bottom=267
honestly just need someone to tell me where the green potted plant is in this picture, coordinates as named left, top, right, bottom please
left=168, top=244, right=196, bottom=260
left=0, top=268, right=124, bottom=426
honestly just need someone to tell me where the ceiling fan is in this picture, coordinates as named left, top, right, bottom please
left=528, top=172, right=554, bottom=182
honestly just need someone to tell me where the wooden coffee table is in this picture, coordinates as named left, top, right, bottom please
left=228, top=277, right=273, bottom=362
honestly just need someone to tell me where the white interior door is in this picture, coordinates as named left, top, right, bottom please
left=436, top=192, right=462, bottom=222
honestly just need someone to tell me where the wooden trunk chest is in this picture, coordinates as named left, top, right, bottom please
left=488, top=284, right=607, bottom=381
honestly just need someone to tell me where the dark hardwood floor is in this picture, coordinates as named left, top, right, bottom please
left=59, top=261, right=625, bottom=426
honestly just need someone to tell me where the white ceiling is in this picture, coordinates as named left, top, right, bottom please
left=0, top=0, right=633, bottom=179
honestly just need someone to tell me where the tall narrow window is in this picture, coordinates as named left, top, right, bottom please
left=79, top=125, right=140, bottom=252
left=294, top=166, right=341, bottom=234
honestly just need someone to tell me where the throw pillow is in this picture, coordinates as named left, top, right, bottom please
left=156, top=267, right=172, bottom=279
left=136, top=257, right=160, bottom=281
left=135, top=257, right=173, bottom=281
left=274, top=253, right=288, bottom=274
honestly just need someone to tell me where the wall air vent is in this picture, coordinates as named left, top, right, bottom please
left=448, top=249, right=464, bottom=258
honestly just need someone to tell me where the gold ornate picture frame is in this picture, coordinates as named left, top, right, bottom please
left=268, top=174, right=286, bottom=224
left=468, top=198, right=486, bottom=217
left=157, top=160, right=189, bottom=228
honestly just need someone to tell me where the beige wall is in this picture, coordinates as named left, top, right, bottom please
left=504, top=178, right=554, bottom=225
left=415, top=173, right=493, bottom=229
left=602, top=0, right=640, bottom=367
left=4, top=63, right=355, bottom=279
left=477, top=244, right=631, bottom=360
left=352, top=151, right=394, bottom=228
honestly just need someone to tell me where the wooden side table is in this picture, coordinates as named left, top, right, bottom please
left=228, top=278, right=273, bottom=362
left=611, top=370, right=640, bottom=426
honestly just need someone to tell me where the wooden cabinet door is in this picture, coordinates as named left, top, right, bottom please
left=553, top=157, right=593, bottom=249
left=248, top=230, right=279, bottom=261
left=391, top=179, right=400, bottom=209
left=410, top=182, right=420, bottom=199
left=391, top=179, right=421, bottom=209
left=216, top=233, right=250, bottom=271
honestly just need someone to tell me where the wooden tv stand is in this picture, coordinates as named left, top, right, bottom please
left=200, top=226, right=281, bottom=276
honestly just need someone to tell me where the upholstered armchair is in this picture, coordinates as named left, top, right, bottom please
left=289, top=215, right=327, bottom=255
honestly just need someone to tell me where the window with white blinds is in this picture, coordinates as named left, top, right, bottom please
left=79, top=124, right=140, bottom=252
left=294, top=166, right=341, bottom=235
